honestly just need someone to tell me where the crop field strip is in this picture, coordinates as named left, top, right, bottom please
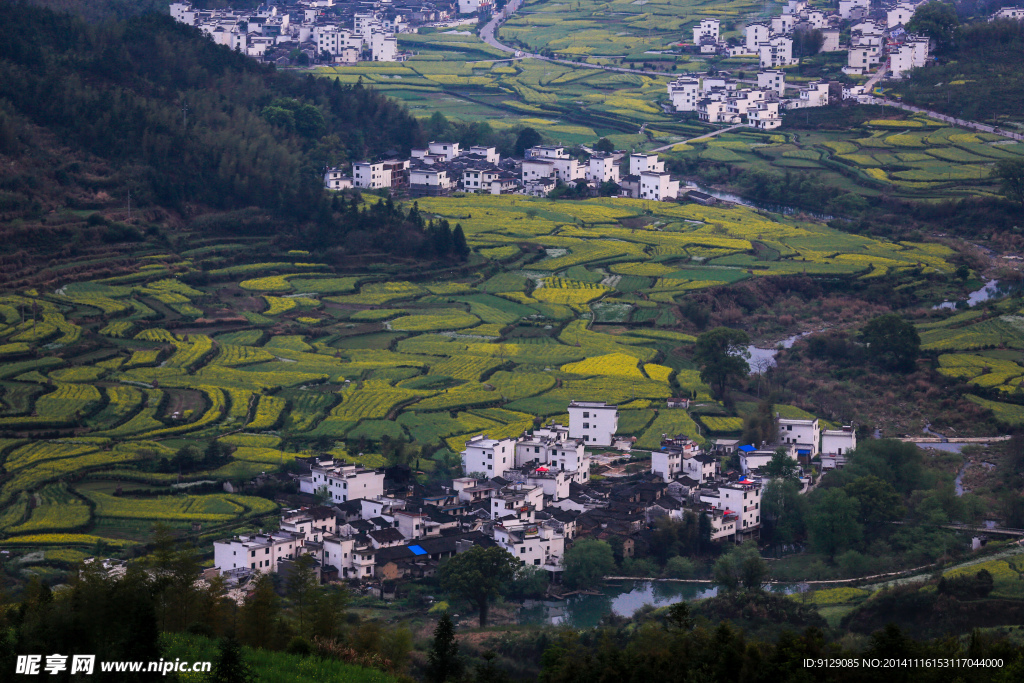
left=0, top=195, right=957, bottom=550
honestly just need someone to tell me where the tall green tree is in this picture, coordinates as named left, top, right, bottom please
left=906, top=1, right=960, bottom=52
left=514, top=127, right=543, bottom=156
left=562, top=539, right=616, bottom=590
left=286, top=553, right=319, bottom=636
left=764, top=448, right=799, bottom=479
left=844, top=475, right=905, bottom=527
left=861, top=313, right=920, bottom=372
left=439, top=546, right=518, bottom=627
left=992, top=159, right=1024, bottom=209
left=844, top=439, right=923, bottom=494
left=807, top=489, right=862, bottom=558
left=761, top=478, right=807, bottom=544
left=238, top=573, right=280, bottom=649
left=425, top=613, right=464, bottom=683
left=693, top=327, right=751, bottom=397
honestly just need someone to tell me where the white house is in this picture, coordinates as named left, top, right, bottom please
left=795, top=80, right=830, bottom=108
left=522, top=158, right=555, bottom=183
left=588, top=153, right=621, bottom=184
left=718, top=482, right=761, bottom=535
left=639, top=172, right=680, bottom=201
left=515, top=426, right=590, bottom=483
left=758, top=35, right=795, bottom=68
left=770, top=14, right=795, bottom=35
left=748, top=101, right=783, bottom=129
left=629, top=153, right=665, bottom=176
left=306, top=464, right=385, bottom=504
left=567, top=400, right=618, bottom=446
left=757, top=70, right=785, bottom=96
left=820, top=28, right=841, bottom=53
left=493, top=520, right=564, bottom=570
left=838, top=0, right=870, bottom=18
left=370, top=33, right=398, bottom=62
left=745, top=22, right=771, bottom=52
left=778, top=417, right=820, bottom=455
left=845, top=45, right=882, bottom=74
left=462, top=168, right=502, bottom=192
left=353, top=161, right=391, bottom=189
left=822, top=426, right=856, bottom=456
left=409, top=167, right=452, bottom=196
left=461, top=435, right=517, bottom=477
left=468, top=145, right=500, bottom=164
left=214, top=532, right=301, bottom=575
left=668, top=77, right=700, bottom=112
left=887, top=2, right=918, bottom=28
left=427, top=141, right=461, bottom=161
left=323, top=167, right=353, bottom=190
left=692, top=18, right=720, bottom=45
left=459, top=0, right=493, bottom=13
left=992, top=6, right=1024, bottom=20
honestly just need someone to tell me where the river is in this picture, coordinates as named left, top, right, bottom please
left=686, top=183, right=833, bottom=221
left=933, top=279, right=1024, bottom=310
left=518, top=580, right=803, bottom=628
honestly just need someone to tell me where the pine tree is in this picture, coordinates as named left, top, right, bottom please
left=210, top=638, right=253, bottom=683
left=425, top=613, right=463, bottom=683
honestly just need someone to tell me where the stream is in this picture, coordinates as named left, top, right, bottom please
left=745, top=332, right=813, bottom=374
left=686, top=183, right=834, bottom=221
left=933, top=279, right=1024, bottom=310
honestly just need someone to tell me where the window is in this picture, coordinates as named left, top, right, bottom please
left=534, top=559, right=541, bottom=565
left=583, top=423, right=589, bottom=429
left=583, top=412, right=589, bottom=418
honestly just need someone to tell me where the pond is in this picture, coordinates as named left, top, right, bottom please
left=933, top=279, right=1024, bottom=310
left=518, top=580, right=804, bottom=629
left=745, top=332, right=812, bottom=374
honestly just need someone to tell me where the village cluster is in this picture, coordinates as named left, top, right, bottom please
left=324, top=142, right=706, bottom=202
left=207, top=401, right=855, bottom=588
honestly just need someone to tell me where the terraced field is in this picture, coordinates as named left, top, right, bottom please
left=0, top=195, right=954, bottom=552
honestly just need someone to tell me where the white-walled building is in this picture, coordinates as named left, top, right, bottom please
left=522, top=158, right=555, bottom=183
left=629, top=153, right=665, bottom=176
left=758, top=70, right=786, bottom=96
left=493, top=520, right=564, bottom=570
left=822, top=426, right=857, bottom=456
left=370, top=32, right=397, bottom=61
left=461, top=435, right=517, bottom=478
left=692, top=18, right=721, bottom=44
left=795, top=80, right=830, bottom=108
left=846, top=45, right=882, bottom=74
left=887, top=2, right=918, bottom=28
left=588, top=153, right=621, bottom=184
left=992, top=6, right=1024, bottom=20
left=778, top=417, right=820, bottom=455
left=324, top=167, right=352, bottom=190
left=770, top=14, right=795, bottom=34
left=303, top=464, right=385, bottom=504
left=745, top=22, right=771, bottom=52
left=820, top=28, right=841, bottom=53
left=749, top=101, right=783, bottom=129
left=515, top=425, right=591, bottom=484
left=468, top=145, right=500, bottom=164
left=459, top=0, right=493, bottom=13
left=427, top=141, right=461, bottom=161
left=353, top=161, right=391, bottom=189
left=838, top=0, right=870, bottom=18
left=568, top=401, right=618, bottom=446
left=639, top=171, right=680, bottom=201
left=409, top=167, right=452, bottom=196
left=463, top=167, right=502, bottom=192
left=668, top=77, right=700, bottom=112
left=718, top=482, right=762, bottom=534
left=214, top=532, right=300, bottom=575
left=759, top=35, right=795, bottom=68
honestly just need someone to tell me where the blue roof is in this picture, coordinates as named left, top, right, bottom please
left=797, top=449, right=811, bottom=455
left=738, top=444, right=756, bottom=453
left=408, top=545, right=427, bottom=556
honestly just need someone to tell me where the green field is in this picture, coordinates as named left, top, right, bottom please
left=0, top=195, right=956, bottom=551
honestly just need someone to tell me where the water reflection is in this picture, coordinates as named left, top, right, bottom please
left=934, top=279, right=1024, bottom=310
left=519, top=580, right=802, bottom=629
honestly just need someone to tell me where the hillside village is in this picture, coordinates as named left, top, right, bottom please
left=205, top=399, right=854, bottom=592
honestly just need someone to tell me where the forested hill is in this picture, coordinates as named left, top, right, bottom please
left=0, top=1, right=424, bottom=266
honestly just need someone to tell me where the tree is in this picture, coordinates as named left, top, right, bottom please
left=807, top=489, right=862, bottom=558
left=761, top=478, right=807, bottom=545
left=210, top=638, right=253, bottom=683
left=861, top=313, right=920, bottom=372
left=286, top=554, right=318, bottom=636
left=693, top=327, right=751, bottom=397
left=741, top=400, right=777, bottom=449
left=514, top=127, right=542, bottom=157
left=792, top=26, right=824, bottom=57
left=439, top=546, right=518, bottom=627
left=425, top=613, right=463, bottom=683
left=992, top=159, right=1024, bottom=209
left=561, top=539, right=616, bottom=590
left=843, top=475, right=905, bottom=527
left=764, top=448, right=799, bottom=479
left=593, top=137, right=615, bottom=153
left=843, top=439, right=923, bottom=494
left=238, top=573, right=280, bottom=649
left=665, top=556, right=696, bottom=579
left=712, top=542, right=768, bottom=591
left=473, top=651, right=511, bottom=683
left=906, top=1, right=959, bottom=52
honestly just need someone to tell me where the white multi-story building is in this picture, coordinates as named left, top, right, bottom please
left=889, top=36, right=929, bottom=78
left=838, top=0, right=870, bottom=18
left=748, top=101, right=783, bottom=129
left=712, top=482, right=762, bottom=535
left=279, top=507, right=337, bottom=543
left=639, top=172, right=679, bottom=201
left=427, top=141, right=461, bottom=161
left=795, top=80, right=830, bottom=108
left=462, top=168, right=502, bottom=192
left=302, top=464, right=385, bottom=504
left=467, top=145, right=500, bottom=164
left=629, top=153, right=665, bottom=176
left=214, top=532, right=301, bottom=574
left=324, top=167, right=352, bottom=190
left=568, top=401, right=618, bottom=446
left=778, top=417, right=820, bottom=455
left=846, top=45, right=882, bottom=74
left=493, top=520, right=564, bottom=569
left=352, top=161, right=391, bottom=189
left=757, top=70, right=785, bottom=96
left=370, top=32, right=397, bottom=61
left=522, top=158, right=555, bottom=182
left=992, top=6, right=1024, bottom=20
left=820, top=28, right=841, bottom=53
left=459, top=0, right=493, bottom=14
left=745, top=22, right=771, bottom=52
left=668, top=77, right=700, bottom=112
left=588, top=153, right=621, bottom=184
left=692, top=18, right=720, bottom=44
left=461, top=435, right=517, bottom=477
left=770, top=14, right=795, bottom=35
left=409, top=167, right=452, bottom=196
left=887, top=2, right=918, bottom=28
left=758, top=35, right=795, bottom=68
left=515, top=425, right=590, bottom=483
